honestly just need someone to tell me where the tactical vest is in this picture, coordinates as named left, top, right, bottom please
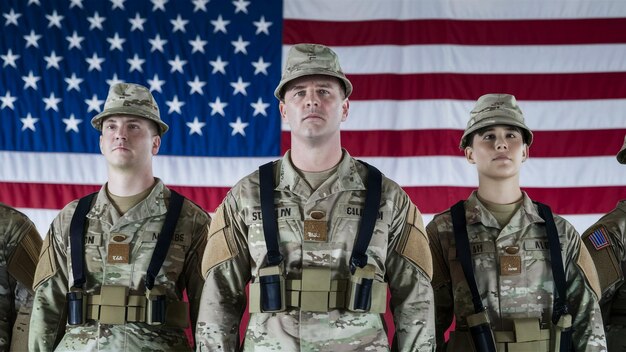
left=66, top=190, right=189, bottom=327
left=449, top=200, right=573, bottom=352
left=249, top=160, right=388, bottom=313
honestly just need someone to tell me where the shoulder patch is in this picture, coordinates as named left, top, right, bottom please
left=577, top=242, right=603, bottom=299
left=201, top=205, right=237, bottom=276
left=7, top=224, right=42, bottom=291
left=396, top=204, right=432, bottom=279
left=32, top=233, right=57, bottom=290
left=582, top=225, right=623, bottom=295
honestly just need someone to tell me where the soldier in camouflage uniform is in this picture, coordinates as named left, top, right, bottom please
left=195, top=44, right=435, bottom=351
left=0, top=203, right=41, bottom=351
left=582, top=135, right=626, bottom=352
left=427, top=94, right=607, bottom=351
left=28, top=83, right=210, bottom=351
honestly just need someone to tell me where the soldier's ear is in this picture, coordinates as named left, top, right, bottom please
left=279, top=102, right=287, bottom=122
left=152, top=135, right=161, bottom=155
left=341, top=99, right=349, bottom=122
left=465, top=147, right=476, bottom=164
left=522, top=144, right=529, bottom=162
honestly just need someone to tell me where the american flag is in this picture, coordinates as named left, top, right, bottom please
left=2, top=0, right=626, bottom=238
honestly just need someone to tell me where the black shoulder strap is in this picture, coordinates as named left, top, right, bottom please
left=535, top=201, right=570, bottom=324
left=69, top=192, right=98, bottom=288
left=145, top=189, right=185, bottom=290
left=450, top=200, right=486, bottom=313
left=350, top=161, right=382, bottom=272
left=259, top=161, right=283, bottom=266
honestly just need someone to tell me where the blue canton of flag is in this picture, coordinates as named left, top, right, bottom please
left=589, top=227, right=610, bottom=251
left=0, top=0, right=282, bottom=157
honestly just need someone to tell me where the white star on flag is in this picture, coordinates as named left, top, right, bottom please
left=231, top=36, right=250, bottom=54
left=44, top=51, right=63, bottom=70
left=209, top=96, right=227, bottom=116
left=211, top=15, right=229, bottom=34
left=0, top=91, right=17, bottom=110
left=87, top=12, right=106, bottom=30
left=209, top=56, right=228, bottom=74
left=251, top=97, right=270, bottom=116
left=22, top=71, right=40, bottom=90
left=3, top=9, right=22, bottom=26
left=65, top=73, right=83, bottom=91
left=149, top=34, right=167, bottom=53
left=23, top=30, right=42, bottom=48
left=147, top=73, right=165, bottom=92
left=232, top=0, right=251, bottom=14
left=151, top=0, right=168, bottom=11
left=229, top=117, right=248, bottom=136
left=129, top=13, right=146, bottom=31
left=252, top=57, right=270, bottom=75
left=186, top=116, right=206, bottom=135
left=63, top=113, right=82, bottom=133
left=85, top=94, right=104, bottom=113
left=168, top=55, right=187, bottom=73
left=20, top=113, right=39, bottom=131
left=230, top=76, right=250, bottom=96
left=107, top=33, right=126, bottom=51
left=86, top=53, right=105, bottom=71
left=66, top=31, right=85, bottom=50
left=171, top=15, right=189, bottom=33
left=166, top=95, right=185, bottom=114
left=127, top=54, right=145, bottom=72
left=43, top=92, right=62, bottom=111
left=189, top=35, right=207, bottom=54
left=1, top=49, right=20, bottom=68
left=70, top=0, right=84, bottom=9
left=106, top=73, right=124, bottom=87
left=110, top=0, right=126, bottom=11
left=192, top=0, right=209, bottom=12
left=188, top=76, right=206, bottom=95
left=253, top=16, right=272, bottom=35
left=46, top=10, right=64, bottom=28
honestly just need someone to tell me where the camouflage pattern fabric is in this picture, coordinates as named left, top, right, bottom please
left=196, top=150, right=435, bottom=352
left=427, top=191, right=607, bottom=352
left=582, top=200, right=626, bottom=352
left=0, top=203, right=41, bottom=351
left=28, top=180, right=210, bottom=351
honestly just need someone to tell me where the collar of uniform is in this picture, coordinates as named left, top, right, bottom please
left=87, top=179, right=169, bottom=223
left=276, top=149, right=366, bottom=197
left=465, top=191, right=543, bottom=228
left=617, top=199, right=626, bottom=212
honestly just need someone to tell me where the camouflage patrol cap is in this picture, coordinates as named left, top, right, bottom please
left=274, top=43, right=353, bottom=101
left=91, top=82, right=168, bottom=135
left=460, top=93, right=533, bottom=149
left=617, top=135, right=626, bottom=164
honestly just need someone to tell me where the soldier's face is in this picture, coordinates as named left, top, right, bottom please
left=99, top=115, right=161, bottom=171
left=464, top=125, right=528, bottom=180
left=279, top=75, right=349, bottom=144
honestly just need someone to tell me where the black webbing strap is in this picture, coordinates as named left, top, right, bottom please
left=349, top=161, right=382, bottom=272
left=69, top=192, right=98, bottom=288
left=450, top=200, right=486, bottom=313
left=535, top=202, right=570, bottom=324
left=259, top=161, right=283, bottom=266
left=145, top=190, right=184, bottom=290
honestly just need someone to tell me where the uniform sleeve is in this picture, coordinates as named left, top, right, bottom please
left=425, top=217, right=454, bottom=352
left=386, top=198, right=436, bottom=352
left=28, top=221, right=70, bottom=352
left=195, top=196, right=251, bottom=352
left=180, top=204, right=210, bottom=338
left=559, top=219, right=607, bottom=352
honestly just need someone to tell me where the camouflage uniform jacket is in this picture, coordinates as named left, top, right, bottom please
left=196, top=151, right=435, bottom=352
left=0, top=203, right=41, bottom=351
left=29, top=180, right=210, bottom=351
left=582, top=200, right=626, bottom=351
left=427, top=191, right=607, bottom=352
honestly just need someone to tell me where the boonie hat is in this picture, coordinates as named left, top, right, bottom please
left=274, top=43, right=352, bottom=100
left=91, top=82, right=168, bottom=135
left=617, top=135, right=626, bottom=164
left=460, top=93, right=533, bottom=149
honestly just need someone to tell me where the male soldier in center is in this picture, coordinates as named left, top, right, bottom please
left=195, top=43, right=435, bottom=351
left=28, top=82, right=210, bottom=351
left=427, top=93, right=607, bottom=351
left=582, top=135, right=626, bottom=352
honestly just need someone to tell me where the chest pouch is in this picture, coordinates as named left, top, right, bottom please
left=258, top=265, right=286, bottom=312
left=67, top=287, right=87, bottom=325
left=346, top=264, right=376, bottom=312
left=146, top=286, right=167, bottom=325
